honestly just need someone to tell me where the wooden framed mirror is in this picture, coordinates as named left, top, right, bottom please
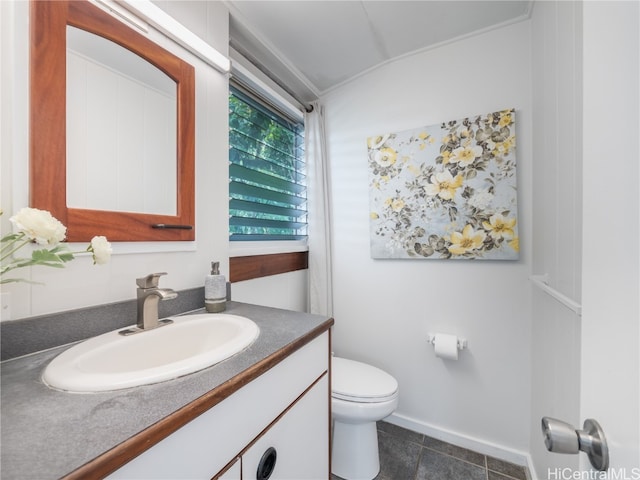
left=30, top=0, right=195, bottom=241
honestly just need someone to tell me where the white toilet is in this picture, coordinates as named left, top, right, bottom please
left=331, top=356, right=399, bottom=480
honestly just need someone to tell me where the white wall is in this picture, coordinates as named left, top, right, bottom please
left=0, top=1, right=230, bottom=319
left=529, top=1, right=582, bottom=476
left=322, top=20, right=533, bottom=457
left=232, top=270, right=308, bottom=312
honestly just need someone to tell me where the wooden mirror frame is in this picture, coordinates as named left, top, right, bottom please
left=30, top=0, right=195, bottom=242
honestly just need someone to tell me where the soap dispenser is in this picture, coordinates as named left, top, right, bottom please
left=205, top=261, right=226, bottom=313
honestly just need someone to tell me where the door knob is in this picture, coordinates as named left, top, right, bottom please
left=541, top=417, right=609, bottom=471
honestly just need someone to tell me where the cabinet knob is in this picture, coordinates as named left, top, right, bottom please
left=256, top=446, right=277, bottom=480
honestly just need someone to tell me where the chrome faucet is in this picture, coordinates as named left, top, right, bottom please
left=129, top=272, right=178, bottom=333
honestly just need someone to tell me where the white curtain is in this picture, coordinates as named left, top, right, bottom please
left=305, top=101, right=334, bottom=316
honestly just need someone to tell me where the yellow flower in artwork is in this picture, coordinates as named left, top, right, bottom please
left=370, top=212, right=379, bottom=220
left=374, top=147, right=398, bottom=167
left=482, top=213, right=517, bottom=240
left=448, top=225, right=486, bottom=255
left=493, top=135, right=516, bottom=156
left=418, top=132, right=430, bottom=140
left=450, top=145, right=483, bottom=167
left=390, top=198, right=405, bottom=212
left=440, top=150, right=452, bottom=165
left=425, top=170, right=464, bottom=200
left=498, top=111, right=513, bottom=127
left=509, top=237, right=520, bottom=252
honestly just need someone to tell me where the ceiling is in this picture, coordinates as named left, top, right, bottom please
left=227, top=1, right=533, bottom=105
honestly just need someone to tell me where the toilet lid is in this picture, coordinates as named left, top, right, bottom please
left=332, top=357, right=398, bottom=403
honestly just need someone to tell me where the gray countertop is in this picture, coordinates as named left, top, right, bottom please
left=1, top=302, right=332, bottom=480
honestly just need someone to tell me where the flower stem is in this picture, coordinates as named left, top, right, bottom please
left=0, top=236, right=30, bottom=263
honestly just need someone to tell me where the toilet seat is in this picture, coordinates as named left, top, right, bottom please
left=332, top=357, right=398, bottom=403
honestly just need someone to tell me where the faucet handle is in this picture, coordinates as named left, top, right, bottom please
left=136, top=272, right=168, bottom=289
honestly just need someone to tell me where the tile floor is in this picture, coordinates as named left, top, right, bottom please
left=332, top=421, right=530, bottom=480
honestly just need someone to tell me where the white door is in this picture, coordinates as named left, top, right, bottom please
left=581, top=0, right=639, bottom=472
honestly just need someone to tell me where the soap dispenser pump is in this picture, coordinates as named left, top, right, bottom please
left=205, top=261, right=226, bottom=313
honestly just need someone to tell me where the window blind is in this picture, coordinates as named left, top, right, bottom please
left=229, top=85, right=307, bottom=241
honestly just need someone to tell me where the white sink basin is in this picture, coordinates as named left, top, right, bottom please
left=42, top=314, right=259, bottom=393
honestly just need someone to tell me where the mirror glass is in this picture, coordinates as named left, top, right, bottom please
left=66, top=26, right=177, bottom=216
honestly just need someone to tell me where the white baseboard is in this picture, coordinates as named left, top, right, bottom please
left=385, top=412, right=537, bottom=479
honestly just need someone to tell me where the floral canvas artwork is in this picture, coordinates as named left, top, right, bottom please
left=368, top=109, right=519, bottom=260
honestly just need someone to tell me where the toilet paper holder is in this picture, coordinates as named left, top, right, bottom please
left=426, top=334, right=468, bottom=350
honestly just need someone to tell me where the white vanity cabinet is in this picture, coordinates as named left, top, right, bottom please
left=107, top=332, right=329, bottom=480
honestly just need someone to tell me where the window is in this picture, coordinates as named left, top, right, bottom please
left=229, top=85, right=306, bottom=241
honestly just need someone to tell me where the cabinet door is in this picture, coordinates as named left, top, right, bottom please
left=242, top=374, right=329, bottom=480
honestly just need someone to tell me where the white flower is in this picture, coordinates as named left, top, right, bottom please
left=10, top=207, right=66, bottom=245
left=89, top=236, right=112, bottom=265
left=424, top=169, right=464, bottom=200
left=1, top=208, right=111, bottom=284
left=450, top=145, right=483, bottom=167
left=468, top=189, right=494, bottom=210
left=372, top=147, right=397, bottom=167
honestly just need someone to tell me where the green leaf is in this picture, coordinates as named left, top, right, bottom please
left=31, top=249, right=63, bottom=263
left=1, top=233, right=22, bottom=243
left=29, top=248, right=74, bottom=267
